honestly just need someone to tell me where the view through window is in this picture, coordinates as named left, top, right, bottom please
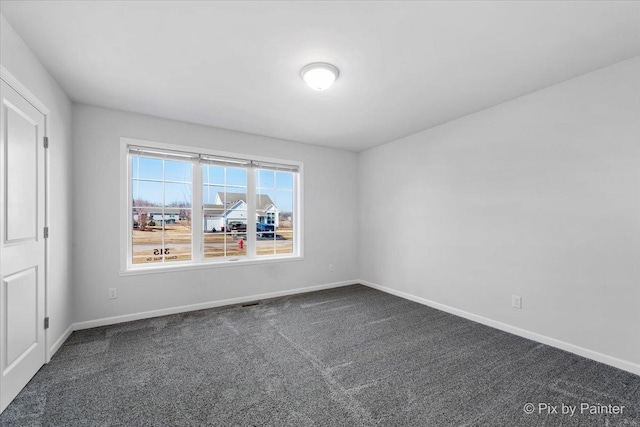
left=256, top=169, right=294, bottom=256
left=131, top=156, right=192, bottom=264
left=128, top=144, right=300, bottom=268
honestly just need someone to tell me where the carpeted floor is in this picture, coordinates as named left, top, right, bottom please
left=1, top=284, right=638, bottom=426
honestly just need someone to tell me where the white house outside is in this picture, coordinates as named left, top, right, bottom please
left=204, top=192, right=279, bottom=232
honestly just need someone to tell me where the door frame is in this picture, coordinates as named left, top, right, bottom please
left=0, top=66, right=51, bottom=366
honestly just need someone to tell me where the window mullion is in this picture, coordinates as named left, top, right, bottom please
left=161, top=160, right=166, bottom=263
left=246, top=166, right=257, bottom=258
left=127, top=154, right=133, bottom=269
left=294, top=171, right=301, bottom=256
left=192, top=161, right=203, bottom=263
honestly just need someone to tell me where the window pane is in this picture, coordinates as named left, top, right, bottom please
left=132, top=208, right=163, bottom=264
left=203, top=165, right=225, bottom=185
left=204, top=207, right=224, bottom=233
left=256, top=238, right=275, bottom=256
left=203, top=184, right=225, bottom=205
left=277, top=214, right=294, bottom=255
left=132, top=234, right=164, bottom=264
left=133, top=207, right=153, bottom=230
left=225, top=233, right=247, bottom=257
left=221, top=188, right=247, bottom=232
left=276, top=172, right=293, bottom=190
left=164, top=182, right=192, bottom=207
left=257, top=212, right=276, bottom=239
left=275, top=190, right=293, bottom=214
left=180, top=208, right=192, bottom=227
left=132, top=157, right=139, bottom=179
left=164, top=212, right=191, bottom=235
left=136, top=157, right=163, bottom=180
left=204, top=232, right=226, bottom=258
left=163, top=233, right=192, bottom=262
left=257, top=189, right=276, bottom=228
left=226, top=167, right=247, bottom=187
left=224, top=190, right=247, bottom=208
left=164, top=160, right=191, bottom=182
left=204, top=232, right=248, bottom=258
left=132, top=180, right=163, bottom=206
left=257, top=188, right=275, bottom=200
left=257, top=169, right=275, bottom=188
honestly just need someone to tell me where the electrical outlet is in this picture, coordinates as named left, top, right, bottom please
left=109, top=288, right=118, bottom=299
left=512, top=295, right=522, bottom=309
left=329, top=264, right=334, bottom=272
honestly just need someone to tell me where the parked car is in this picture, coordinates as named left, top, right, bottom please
left=256, top=223, right=275, bottom=232
left=225, top=222, right=275, bottom=237
left=257, top=222, right=275, bottom=238
left=228, top=221, right=247, bottom=232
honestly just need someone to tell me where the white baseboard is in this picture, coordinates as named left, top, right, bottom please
left=73, top=280, right=356, bottom=331
left=48, top=324, right=74, bottom=361
left=360, top=280, right=640, bottom=377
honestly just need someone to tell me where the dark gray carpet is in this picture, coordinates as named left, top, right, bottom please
left=1, top=284, right=638, bottom=426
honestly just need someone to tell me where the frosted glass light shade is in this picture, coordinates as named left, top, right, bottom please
left=301, top=63, right=339, bottom=91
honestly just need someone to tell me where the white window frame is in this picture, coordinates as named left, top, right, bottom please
left=119, top=137, right=303, bottom=275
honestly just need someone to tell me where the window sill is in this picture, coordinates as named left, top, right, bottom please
left=119, top=255, right=304, bottom=276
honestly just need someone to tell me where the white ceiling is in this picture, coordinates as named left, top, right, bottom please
left=2, top=1, right=639, bottom=152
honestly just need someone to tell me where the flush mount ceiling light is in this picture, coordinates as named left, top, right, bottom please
left=301, top=62, right=339, bottom=91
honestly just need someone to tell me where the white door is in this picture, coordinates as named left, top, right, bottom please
left=0, top=80, right=46, bottom=413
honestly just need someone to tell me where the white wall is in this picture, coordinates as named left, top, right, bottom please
left=0, top=15, right=74, bottom=354
left=72, top=104, right=359, bottom=324
left=359, top=57, right=640, bottom=373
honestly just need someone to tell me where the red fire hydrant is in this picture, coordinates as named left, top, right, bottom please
left=238, top=239, right=244, bottom=249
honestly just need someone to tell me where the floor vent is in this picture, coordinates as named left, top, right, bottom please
left=241, top=301, right=260, bottom=308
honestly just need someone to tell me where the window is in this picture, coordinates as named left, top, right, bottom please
left=123, top=139, right=301, bottom=271
left=131, top=153, right=193, bottom=265
left=256, top=169, right=294, bottom=256
left=203, top=163, right=248, bottom=259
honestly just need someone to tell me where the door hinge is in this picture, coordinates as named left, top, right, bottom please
left=44, top=227, right=49, bottom=238
left=43, top=136, right=49, bottom=148
left=44, top=317, right=50, bottom=329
